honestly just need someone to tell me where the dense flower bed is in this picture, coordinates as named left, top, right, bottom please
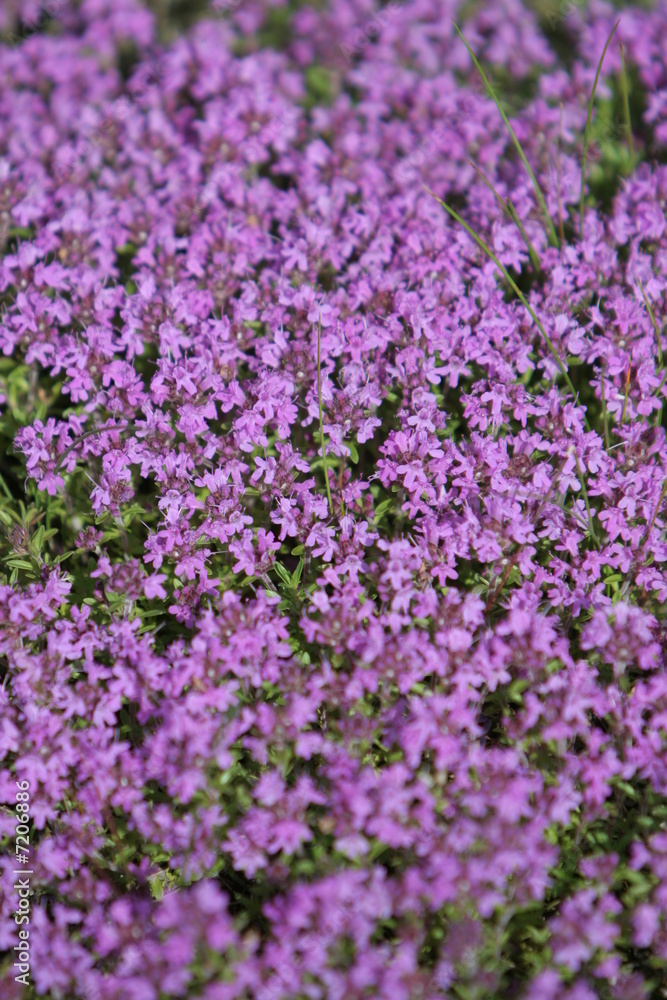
left=1, top=0, right=667, bottom=996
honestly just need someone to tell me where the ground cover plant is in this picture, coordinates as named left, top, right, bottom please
left=1, top=0, right=667, bottom=997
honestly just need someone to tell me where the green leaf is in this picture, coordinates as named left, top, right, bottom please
left=291, top=558, right=304, bottom=589
left=613, top=779, right=638, bottom=800
left=4, top=558, right=34, bottom=570
left=272, top=562, right=292, bottom=587
left=373, top=499, right=393, bottom=525
left=149, top=875, right=164, bottom=901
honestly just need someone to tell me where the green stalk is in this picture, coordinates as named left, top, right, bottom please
left=600, top=373, right=610, bottom=451
left=621, top=363, right=631, bottom=425
left=572, top=450, right=599, bottom=547
left=317, top=314, right=334, bottom=517
left=638, top=278, right=663, bottom=368
left=469, top=160, right=542, bottom=273
left=426, top=186, right=587, bottom=424
left=655, top=370, right=667, bottom=431
left=453, top=21, right=559, bottom=249
left=0, top=470, right=14, bottom=500
left=640, top=481, right=667, bottom=553
left=54, top=420, right=132, bottom=475
left=579, top=21, right=620, bottom=236
left=638, top=278, right=665, bottom=428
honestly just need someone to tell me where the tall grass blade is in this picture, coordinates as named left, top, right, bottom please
left=572, top=450, right=599, bottom=547
left=600, top=373, right=610, bottom=450
left=621, top=362, right=631, bottom=425
left=469, top=160, right=542, bottom=273
left=317, top=314, right=334, bottom=518
left=425, top=185, right=586, bottom=422
left=453, top=21, right=559, bottom=249
left=638, top=278, right=665, bottom=427
left=638, top=278, right=662, bottom=368
left=579, top=21, right=620, bottom=236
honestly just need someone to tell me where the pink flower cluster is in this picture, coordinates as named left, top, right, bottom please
left=1, top=0, right=667, bottom=996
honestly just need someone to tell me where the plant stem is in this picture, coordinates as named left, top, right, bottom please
left=572, top=450, right=599, bottom=547
left=317, top=313, right=334, bottom=517
left=637, top=278, right=664, bottom=428
left=640, top=481, right=667, bottom=553
left=621, top=363, right=631, bottom=425
left=425, top=186, right=587, bottom=425
left=54, top=421, right=132, bottom=475
left=469, top=160, right=542, bottom=273
left=453, top=21, right=559, bottom=248
left=638, top=278, right=662, bottom=367
left=580, top=21, right=620, bottom=237
left=600, top=373, right=610, bottom=451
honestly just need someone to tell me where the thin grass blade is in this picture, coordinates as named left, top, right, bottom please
left=317, top=313, right=334, bottom=517
left=425, top=184, right=586, bottom=422
left=579, top=21, right=620, bottom=236
left=469, top=160, right=542, bottom=273
left=453, top=21, right=559, bottom=248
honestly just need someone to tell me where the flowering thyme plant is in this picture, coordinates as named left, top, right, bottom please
left=1, top=0, right=667, bottom=997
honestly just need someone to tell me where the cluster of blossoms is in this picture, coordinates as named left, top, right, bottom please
left=1, top=0, right=667, bottom=996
